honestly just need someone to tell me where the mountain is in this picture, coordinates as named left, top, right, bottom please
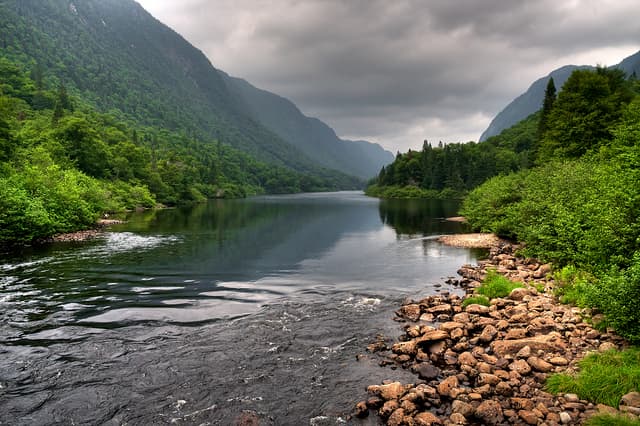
left=0, top=0, right=385, bottom=181
left=480, top=49, right=640, bottom=142
left=223, top=73, right=393, bottom=179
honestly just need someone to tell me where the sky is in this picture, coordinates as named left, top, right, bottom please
left=137, top=0, right=640, bottom=153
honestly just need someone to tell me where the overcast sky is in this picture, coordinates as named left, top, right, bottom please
left=137, top=0, right=640, bottom=153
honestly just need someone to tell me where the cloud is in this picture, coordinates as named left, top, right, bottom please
left=137, top=0, right=640, bottom=152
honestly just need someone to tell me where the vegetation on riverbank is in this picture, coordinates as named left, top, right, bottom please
left=0, top=57, right=360, bottom=244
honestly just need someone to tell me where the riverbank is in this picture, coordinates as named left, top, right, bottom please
left=355, top=237, right=638, bottom=425
left=43, top=219, right=127, bottom=243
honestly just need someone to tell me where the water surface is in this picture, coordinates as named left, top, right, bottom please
left=0, top=192, right=481, bottom=424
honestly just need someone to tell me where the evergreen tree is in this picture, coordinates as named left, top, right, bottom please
left=537, top=77, right=556, bottom=143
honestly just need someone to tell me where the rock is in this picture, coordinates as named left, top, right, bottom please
left=620, top=392, right=640, bottom=415
left=475, top=400, right=504, bottom=424
left=509, top=287, right=531, bottom=301
left=440, top=321, right=465, bottom=332
left=368, top=382, right=409, bottom=401
left=452, top=400, right=475, bottom=417
left=510, top=397, right=534, bottom=410
left=427, top=304, right=452, bottom=315
left=599, top=342, right=617, bottom=352
left=564, top=393, right=580, bottom=403
left=528, top=317, right=558, bottom=333
left=415, top=363, right=441, bottom=380
left=355, top=401, right=369, bottom=418
left=549, top=356, right=569, bottom=366
left=518, top=410, right=540, bottom=425
left=419, top=313, right=435, bottom=322
left=479, top=325, right=499, bottom=343
left=449, top=412, right=467, bottom=424
left=533, top=263, right=552, bottom=279
left=527, top=356, right=554, bottom=373
left=559, top=411, right=572, bottom=424
left=392, top=340, right=418, bottom=356
left=400, top=304, right=422, bottom=321
left=428, top=340, right=448, bottom=355
left=380, top=400, right=400, bottom=417
left=418, top=330, right=450, bottom=343
left=414, top=411, right=443, bottom=425
left=596, top=403, right=619, bottom=416
left=458, top=352, right=477, bottom=367
left=495, top=381, right=512, bottom=396
left=505, top=328, right=528, bottom=340
left=491, top=335, right=566, bottom=357
left=451, top=328, right=465, bottom=340
left=415, top=384, right=438, bottom=399
left=465, top=304, right=490, bottom=315
left=516, top=345, right=532, bottom=359
left=509, top=359, right=532, bottom=375
left=234, top=411, right=261, bottom=426
left=477, top=373, right=500, bottom=386
left=387, top=408, right=405, bottom=426
left=437, top=376, right=459, bottom=398
left=400, top=399, right=417, bottom=413
left=366, top=396, right=383, bottom=408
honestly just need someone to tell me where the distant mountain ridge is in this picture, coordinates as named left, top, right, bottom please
left=480, top=50, right=640, bottom=141
left=223, top=73, right=393, bottom=179
left=0, top=0, right=390, bottom=181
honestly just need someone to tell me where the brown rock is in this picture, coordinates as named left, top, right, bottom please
left=564, top=393, right=579, bottom=403
left=449, top=412, right=468, bottom=424
left=414, top=363, right=441, bottom=380
left=355, top=401, right=369, bottom=418
left=465, top=304, right=490, bottom=315
left=599, top=342, right=617, bottom=352
left=477, top=373, right=501, bottom=386
left=400, top=399, right=417, bottom=413
left=437, top=376, right=459, bottom=398
left=511, top=397, right=535, bottom=410
left=495, top=381, right=512, bottom=396
left=427, top=304, right=452, bottom=315
left=414, top=411, right=443, bottom=425
left=491, top=335, right=566, bottom=357
left=475, top=400, right=504, bottom=424
left=516, top=345, right=532, bottom=359
left=451, top=328, right=465, bottom=340
left=518, top=409, right=540, bottom=425
left=387, top=408, right=405, bottom=426
left=368, top=382, right=409, bottom=401
left=509, top=287, right=532, bottom=301
left=596, top=403, right=619, bottom=416
left=527, top=356, right=554, bottom=373
left=392, top=340, right=418, bottom=356
left=440, top=321, right=465, bottom=332
left=400, top=304, right=422, bottom=321
left=621, top=392, right=640, bottom=415
left=479, top=325, right=499, bottom=343
left=458, top=352, right=477, bottom=367
left=559, top=411, right=572, bottom=424
left=549, top=356, right=569, bottom=366
left=452, top=400, right=475, bottom=417
left=474, top=384, right=492, bottom=396
left=533, top=263, right=552, bottom=279
left=380, top=400, right=400, bottom=417
left=453, top=313, right=471, bottom=323
left=510, top=359, right=532, bottom=375
left=419, top=313, right=435, bottom=322
left=477, top=362, right=493, bottom=374
left=415, top=384, right=438, bottom=399
left=468, top=392, right=483, bottom=401
left=505, top=328, right=528, bottom=340
left=528, top=317, right=558, bottom=333
left=418, top=330, right=450, bottom=343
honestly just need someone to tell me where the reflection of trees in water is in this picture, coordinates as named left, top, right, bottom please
left=378, top=199, right=468, bottom=236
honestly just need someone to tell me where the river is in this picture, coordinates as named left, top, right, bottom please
left=0, top=191, right=482, bottom=425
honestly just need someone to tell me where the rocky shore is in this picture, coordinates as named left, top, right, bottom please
left=45, top=219, right=126, bottom=243
left=355, top=238, right=638, bottom=425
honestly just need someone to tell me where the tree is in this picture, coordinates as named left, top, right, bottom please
left=537, top=77, right=556, bottom=142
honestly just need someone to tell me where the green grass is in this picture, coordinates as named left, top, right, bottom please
left=462, top=295, right=490, bottom=308
left=476, top=270, right=524, bottom=299
left=546, top=348, right=640, bottom=407
left=586, top=414, right=640, bottom=426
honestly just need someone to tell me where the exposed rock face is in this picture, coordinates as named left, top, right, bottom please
left=355, top=241, right=631, bottom=425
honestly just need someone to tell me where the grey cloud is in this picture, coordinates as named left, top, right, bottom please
left=137, top=0, right=640, bottom=152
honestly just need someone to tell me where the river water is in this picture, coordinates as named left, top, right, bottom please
left=0, top=192, right=482, bottom=425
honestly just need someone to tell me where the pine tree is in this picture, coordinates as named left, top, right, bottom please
left=537, top=77, right=556, bottom=142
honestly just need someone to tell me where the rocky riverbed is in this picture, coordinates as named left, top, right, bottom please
left=355, top=238, right=639, bottom=425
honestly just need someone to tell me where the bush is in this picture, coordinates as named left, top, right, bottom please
left=462, top=295, right=490, bottom=308
left=476, top=270, right=523, bottom=299
left=586, top=414, right=640, bottom=426
left=546, top=348, right=640, bottom=407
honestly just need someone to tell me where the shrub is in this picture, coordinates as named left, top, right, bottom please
left=462, top=295, right=490, bottom=308
left=476, top=270, right=523, bottom=299
left=585, top=414, right=640, bottom=426
left=546, top=348, right=640, bottom=407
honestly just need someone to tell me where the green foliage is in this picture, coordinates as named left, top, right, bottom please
left=476, top=270, right=523, bottom=299
left=546, top=348, right=640, bottom=407
left=586, top=414, right=640, bottom=426
left=369, top=113, right=538, bottom=199
left=552, top=265, right=595, bottom=306
left=539, top=67, right=634, bottom=161
left=462, top=296, right=490, bottom=308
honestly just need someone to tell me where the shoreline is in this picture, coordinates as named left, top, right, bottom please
left=44, top=219, right=127, bottom=243
left=354, top=239, right=635, bottom=425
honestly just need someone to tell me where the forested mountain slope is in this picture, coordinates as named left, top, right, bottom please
left=223, top=74, right=393, bottom=179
